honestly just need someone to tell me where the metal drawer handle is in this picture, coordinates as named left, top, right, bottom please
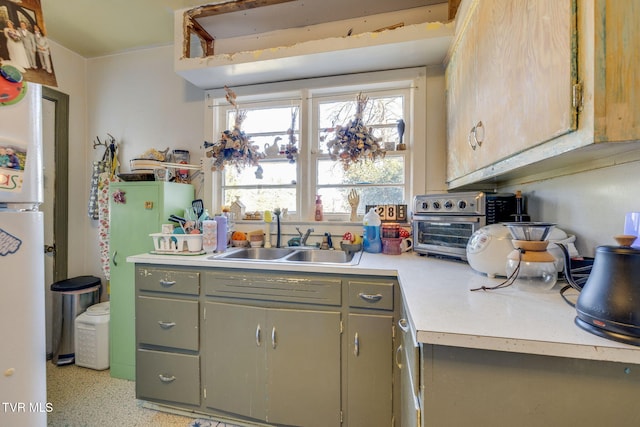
left=354, top=332, right=360, bottom=357
left=159, top=279, right=176, bottom=287
left=271, top=326, right=277, bottom=349
left=158, top=374, right=176, bottom=383
left=158, top=321, right=176, bottom=329
left=112, top=251, right=118, bottom=266
left=396, top=345, right=403, bottom=369
left=398, top=318, right=409, bottom=333
left=256, top=324, right=261, bottom=347
left=358, top=292, right=383, bottom=303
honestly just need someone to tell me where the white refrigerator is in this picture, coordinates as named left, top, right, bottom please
left=0, top=83, right=48, bottom=425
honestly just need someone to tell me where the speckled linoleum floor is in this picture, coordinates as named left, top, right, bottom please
left=46, top=363, right=238, bottom=427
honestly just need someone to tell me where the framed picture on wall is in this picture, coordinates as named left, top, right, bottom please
left=1, top=0, right=57, bottom=87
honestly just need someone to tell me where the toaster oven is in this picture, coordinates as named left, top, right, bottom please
left=412, top=192, right=516, bottom=260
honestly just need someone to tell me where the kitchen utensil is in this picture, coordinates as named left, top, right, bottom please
left=192, top=199, right=204, bottom=218
left=561, top=235, right=640, bottom=346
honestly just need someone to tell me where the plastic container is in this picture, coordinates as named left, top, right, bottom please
left=363, top=208, right=382, bottom=253
left=216, top=215, right=228, bottom=252
left=74, top=302, right=110, bottom=370
left=382, top=237, right=402, bottom=255
left=202, top=219, right=217, bottom=253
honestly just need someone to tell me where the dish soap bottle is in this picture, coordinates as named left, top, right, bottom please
left=315, top=195, right=323, bottom=221
left=363, top=208, right=382, bottom=253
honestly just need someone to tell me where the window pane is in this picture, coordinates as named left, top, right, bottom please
left=229, top=106, right=297, bottom=134
left=317, top=157, right=405, bottom=185
left=317, top=186, right=405, bottom=215
left=224, top=161, right=296, bottom=186
left=224, top=188, right=296, bottom=214
left=318, top=95, right=404, bottom=152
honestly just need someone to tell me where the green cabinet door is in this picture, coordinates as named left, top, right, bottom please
left=347, top=313, right=394, bottom=427
left=109, top=182, right=193, bottom=379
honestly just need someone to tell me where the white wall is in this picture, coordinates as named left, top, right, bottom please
left=47, top=41, right=88, bottom=278
left=82, top=45, right=205, bottom=281
left=502, top=160, right=640, bottom=258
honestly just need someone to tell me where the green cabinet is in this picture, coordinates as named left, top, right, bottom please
left=109, top=182, right=193, bottom=379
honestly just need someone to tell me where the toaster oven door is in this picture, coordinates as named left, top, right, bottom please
left=413, top=216, right=485, bottom=259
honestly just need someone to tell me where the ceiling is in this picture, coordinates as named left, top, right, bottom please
left=41, top=0, right=210, bottom=58
left=41, top=0, right=447, bottom=58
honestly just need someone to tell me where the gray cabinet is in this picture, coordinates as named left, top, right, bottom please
left=203, top=272, right=342, bottom=427
left=135, top=266, right=200, bottom=407
left=204, top=302, right=341, bottom=426
left=346, top=280, right=396, bottom=427
left=398, top=301, right=421, bottom=427
left=134, top=265, right=398, bottom=426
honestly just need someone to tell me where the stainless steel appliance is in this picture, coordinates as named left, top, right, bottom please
left=412, top=192, right=516, bottom=260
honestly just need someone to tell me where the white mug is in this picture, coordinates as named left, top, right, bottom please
left=400, top=237, right=413, bottom=252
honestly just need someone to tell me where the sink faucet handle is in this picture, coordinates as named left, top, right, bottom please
left=295, top=227, right=303, bottom=237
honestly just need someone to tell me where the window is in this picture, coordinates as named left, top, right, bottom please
left=208, top=70, right=423, bottom=221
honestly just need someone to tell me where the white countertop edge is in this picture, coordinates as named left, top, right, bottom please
left=417, top=331, right=640, bottom=365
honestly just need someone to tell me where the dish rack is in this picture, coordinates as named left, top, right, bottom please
left=150, top=233, right=202, bottom=253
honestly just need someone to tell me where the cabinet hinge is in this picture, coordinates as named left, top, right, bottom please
left=392, top=324, right=396, bottom=339
left=202, top=306, right=206, bottom=320
left=203, top=387, right=206, bottom=399
left=340, top=410, right=343, bottom=423
left=572, top=81, right=583, bottom=112
left=340, top=320, right=344, bottom=334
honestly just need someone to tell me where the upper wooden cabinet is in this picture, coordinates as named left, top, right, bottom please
left=446, top=0, right=640, bottom=189
left=173, top=1, right=453, bottom=89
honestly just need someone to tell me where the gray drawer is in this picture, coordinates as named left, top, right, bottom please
left=204, top=271, right=341, bottom=305
left=136, top=349, right=200, bottom=406
left=348, top=280, right=394, bottom=311
left=137, top=296, right=199, bottom=350
left=136, top=266, right=200, bottom=295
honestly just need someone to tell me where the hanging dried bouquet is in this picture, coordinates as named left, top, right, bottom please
left=325, top=93, right=385, bottom=170
left=205, top=86, right=264, bottom=173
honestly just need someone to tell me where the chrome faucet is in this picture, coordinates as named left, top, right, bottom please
left=299, top=227, right=314, bottom=246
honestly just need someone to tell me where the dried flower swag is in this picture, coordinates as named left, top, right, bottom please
left=325, top=93, right=385, bottom=170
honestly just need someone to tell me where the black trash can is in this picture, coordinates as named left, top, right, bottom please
left=50, top=276, right=101, bottom=366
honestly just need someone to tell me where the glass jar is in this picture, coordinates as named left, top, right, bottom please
left=506, top=240, right=558, bottom=292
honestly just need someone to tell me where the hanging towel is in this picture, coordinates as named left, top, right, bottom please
left=88, top=160, right=108, bottom=219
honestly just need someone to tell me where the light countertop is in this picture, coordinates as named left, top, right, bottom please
left=128, top=250, right=640, bottom=365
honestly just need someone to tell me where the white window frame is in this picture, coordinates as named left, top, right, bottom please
left=204, top=68, right=428, bottom=221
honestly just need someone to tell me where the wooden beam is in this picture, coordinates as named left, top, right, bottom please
left=186, top=0, right=296, bottom=20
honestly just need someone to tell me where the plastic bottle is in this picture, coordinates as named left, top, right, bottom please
left=363, top=208, right=382, bottom=253
left=215, top=214, right=227, bottom=252
left=315, top=195, right=323, bottom=221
